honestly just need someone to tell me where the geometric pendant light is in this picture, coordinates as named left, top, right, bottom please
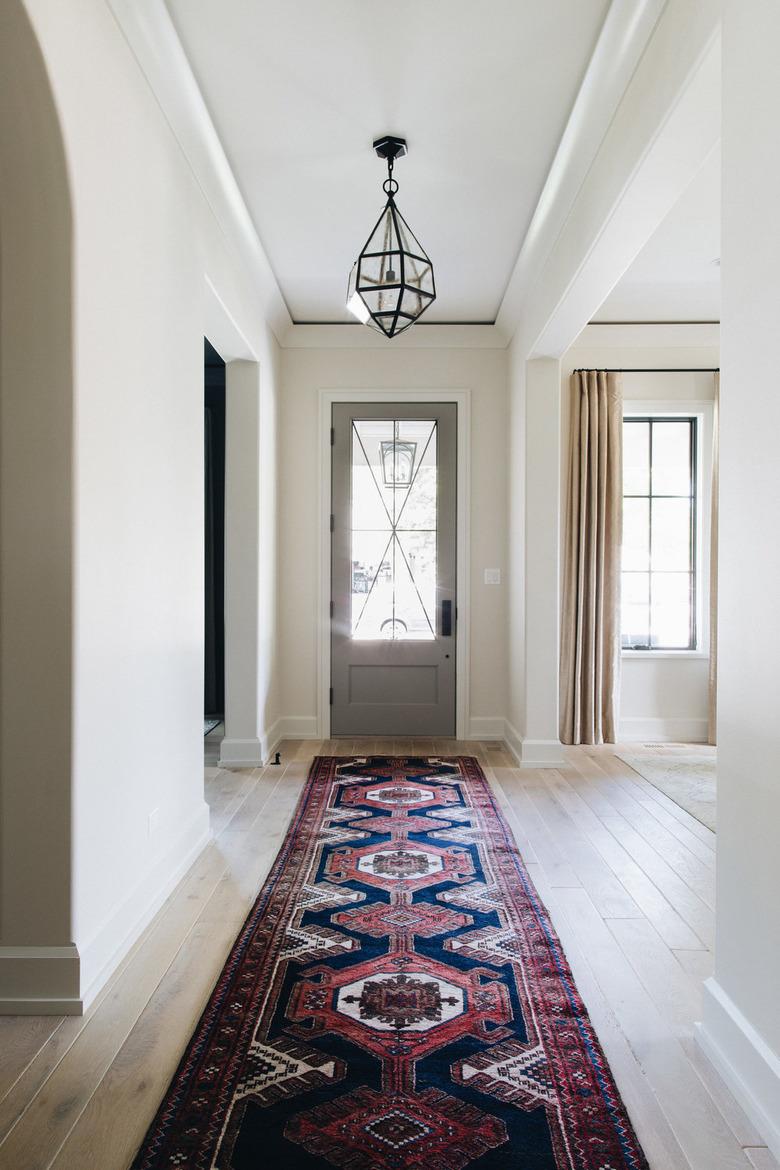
left=347, top=136, right=436, bottom=338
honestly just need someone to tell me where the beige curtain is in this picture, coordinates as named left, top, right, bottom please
left=560, top=370, right=623, bottom=745
left=708, top=373, right=719, bottom=745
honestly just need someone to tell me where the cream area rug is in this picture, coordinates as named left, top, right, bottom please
left=615, top=744, right=716, bottom=831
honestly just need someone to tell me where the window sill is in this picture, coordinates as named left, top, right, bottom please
left=621, top=649, right=708, bottom=660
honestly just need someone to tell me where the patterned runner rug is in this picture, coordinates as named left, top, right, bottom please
left=134, top=756, right=648, bottom=1169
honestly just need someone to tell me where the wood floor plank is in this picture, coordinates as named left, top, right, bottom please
left=602, top=748, right=717, bottom=850
left=545, top=769, right=706, bottom=950
left=522, top=861, right=695, bottom=1170
left=0, top=1017, right=63, bottom=1104
left=744, top=1149, right=780, bottom=1170
left=601, top=815, right=715, bottom=947
left=518, top=772, right=644, bottom=918
left=48, top=916, right=242, bottom=1170
left=680, top=1036, right=768, bottom=1150
left=554, top=887, right=751, bottom=1170
left=494, top=772, right=581, bottom=887
left=607, top=916, right=703, bottom=1037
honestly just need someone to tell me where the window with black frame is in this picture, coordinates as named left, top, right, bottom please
left=621, top=416, right=697, bottom=650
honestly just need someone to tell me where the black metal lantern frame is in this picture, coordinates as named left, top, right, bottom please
left=347, top=136, right=436, bottom=339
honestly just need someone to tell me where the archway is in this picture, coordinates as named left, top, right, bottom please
left=0, top=0, right=76, bottom=1009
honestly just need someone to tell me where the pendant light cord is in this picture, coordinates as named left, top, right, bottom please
left=383, top=155, right=399, bottom=198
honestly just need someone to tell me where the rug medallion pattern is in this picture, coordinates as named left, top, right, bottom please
left=134, top=757, right=648, bottom=1169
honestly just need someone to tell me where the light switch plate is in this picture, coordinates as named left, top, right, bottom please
left=484, top=568, right=501, bottom=585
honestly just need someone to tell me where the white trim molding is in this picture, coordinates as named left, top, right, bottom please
left=107, top=0, right=291, bottom=342
left=0, top=945, right=81, bottom=1016
left=77, top=801, right=210, bottom=1013
left=698, top=979, right=780, bottom=1161
left=219, top=738, right=266, bottom=768
left=497, top=0, right=666, bottom=341
left=518, top=739, right=566, bottom=769
left=504, top=721, right=524, bottom=766
left=271, top=717, right=320, bottom=747
left=468, top=717, right=506, bottom=741
left=284, top=324, right=506, bottom=349
left=618, top=716, right=708, bottom=744
left=0, top=801, right=211, bottom=1015
left=318, top=389, right=471, bottom=742
left=503, top=722, right=565, bottom=769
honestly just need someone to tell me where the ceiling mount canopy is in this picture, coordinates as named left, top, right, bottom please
left=347, top=136, right=436, bottom=339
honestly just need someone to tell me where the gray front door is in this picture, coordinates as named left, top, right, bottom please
left=331, top=402, right=457, bottom=736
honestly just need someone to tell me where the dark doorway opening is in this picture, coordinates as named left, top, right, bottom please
left=204, top=339, right=225, bottom=723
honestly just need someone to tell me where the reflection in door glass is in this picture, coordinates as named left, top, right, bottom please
left=351, top=420, right=437, bottom=640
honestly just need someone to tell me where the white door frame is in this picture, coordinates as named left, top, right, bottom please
left=203, top=276, right=269, bottom=766
left=318, top=389, right=471, bottom=740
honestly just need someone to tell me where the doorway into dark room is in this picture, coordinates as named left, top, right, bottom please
left=204, top=339, right=225, bottom=734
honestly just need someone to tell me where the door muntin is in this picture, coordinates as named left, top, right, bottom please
left=350, top=417, right=438, bottom=642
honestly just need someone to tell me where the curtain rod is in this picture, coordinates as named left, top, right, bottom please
left=574, top=367, right=719, bottom=373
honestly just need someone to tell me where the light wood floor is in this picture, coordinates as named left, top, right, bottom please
left=0, top=738, right=776, bottom=1170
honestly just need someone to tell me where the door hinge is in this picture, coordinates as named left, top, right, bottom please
left=330, top=426, right=335, bottom=446
left=329, top=686, right=334, bottom=706
left=330, top=514, right=334, bottom=533
left=330, top=599, right=334, bottom=619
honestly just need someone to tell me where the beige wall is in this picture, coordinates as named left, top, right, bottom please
left=279, top=346, right=508, bottom=735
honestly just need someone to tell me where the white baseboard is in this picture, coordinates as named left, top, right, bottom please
left=518, top=738, right=566, bottom=768
left=0, top=800, right=211, bottom=1015
left=697, top=978, right=780, bottom=1161
left=78, top=800, right=211, bottom=1013
left=219, top=736, right=266, bottom=767
left=0, top=945, right=82, bottom=1015
left=468, top=716, right=506, bottom=740
left=274, top=716, right=320, bottom=743
left=504, top=720, right=523, bottom=765
left=502, top=722, right=564, bottom=768
left=219, top=717, right=320, bottom=769
left=619, top=716, right=708, bottom=743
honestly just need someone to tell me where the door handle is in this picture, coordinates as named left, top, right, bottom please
left=441, top=599, right=453, bottom=637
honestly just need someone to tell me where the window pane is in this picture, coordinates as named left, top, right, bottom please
left=622, top=572, right=650, bottom=647
left=350, top=419, right=437, bottom=640
left=652, top=421, right=692, bottom=495
left=622, top=498, right=650, bottom=570
left=651, top=572, right=692, bottom=647
left=651, top=497, right=691, bottom=571
left=623, top=421, right=650, bottom=495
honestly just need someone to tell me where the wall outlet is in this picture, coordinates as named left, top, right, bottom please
left=484, top=568, right=501, bottom=585
left=148, top=807, right=160, bottom=836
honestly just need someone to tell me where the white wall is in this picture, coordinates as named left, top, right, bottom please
left=562, top=326, right=718, bottom=743
left=698, top=3, right=780, bottom=1155
left=0, top=0, right=282, bottom=1010
left=279, top=345, right=508, bottom=739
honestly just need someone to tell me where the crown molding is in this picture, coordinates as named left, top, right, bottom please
left=106, top=0, right=292, bottom=344
left=496, top=0, right=667, bottom=341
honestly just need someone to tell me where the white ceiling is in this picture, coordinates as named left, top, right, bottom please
left=165, top=0, right=610, bottom=324
left=594, top=146, right=721, bottom=323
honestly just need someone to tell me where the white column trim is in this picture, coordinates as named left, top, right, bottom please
left=697, top=978, right=780, bottom=1161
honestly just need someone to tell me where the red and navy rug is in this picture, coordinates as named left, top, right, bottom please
left=133, top=756, right=648, bottom=1169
